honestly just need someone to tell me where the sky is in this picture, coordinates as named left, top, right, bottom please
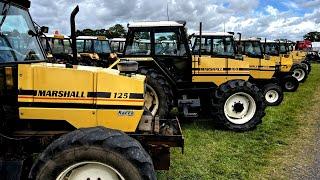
left=30, top=0, right=320, bottom=40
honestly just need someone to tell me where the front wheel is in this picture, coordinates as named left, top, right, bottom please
left=29, top=127, right=156, bottom=180
left=281, top=75, right=299, bottom=92
left=212, top=80, right=266, bottom=131
left=262, top=83, right=284, bottom=106
left=292, top=64, right=308, bottom=83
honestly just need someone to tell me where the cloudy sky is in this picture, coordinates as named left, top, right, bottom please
left=30, top=0, right=320, bottom=40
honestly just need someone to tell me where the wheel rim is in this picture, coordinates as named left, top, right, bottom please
left=56, top=161, right=125, bottom=180
left=292, top=68, right=305, bottom=82
left=302, top=63, right=308, bottom=71
left=145, top=84, right=159, bottom=116
left=265, top=90, right=279, bottom=103
left=223, top=92, right=257, bottom=125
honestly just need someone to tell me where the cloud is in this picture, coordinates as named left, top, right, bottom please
left=266, top=5, right=279, bottom=16
left=29, top=0, right=318, bottom=40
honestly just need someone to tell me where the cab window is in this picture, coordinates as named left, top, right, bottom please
left=154, top=32, right=186, bottom=56
left=125, top=31, right=151, bottom=55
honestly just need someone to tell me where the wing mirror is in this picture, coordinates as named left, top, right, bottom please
left=41, top=26, right=49, bottom=34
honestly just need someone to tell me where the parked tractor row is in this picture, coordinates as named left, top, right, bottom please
left=0, top=0, right=312, bottom=179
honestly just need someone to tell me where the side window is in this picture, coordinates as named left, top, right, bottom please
left=125, top=31, right=151, bottom=55
left=154, top=32, right=186, bottom=56
left=193, top=37, right=211, bottom=55
left=52, top=39, right=64, bottom=54
left=76, top=40, right=84, bottom=53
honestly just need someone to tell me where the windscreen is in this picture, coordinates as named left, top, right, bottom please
left=93, top=40, right=111, bottom=54
left=242, top=41, right=262, bottom=57
left=0, top=2, right=45, bottom=63
left=264, top=43, right=279, bottom=56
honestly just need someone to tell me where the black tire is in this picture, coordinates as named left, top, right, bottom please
left=280, top=75, right=299, bottom=92
left=29, top=127, right=156, bottom=180
left=301, top=60, right=311, bottom=74
left=262, top=83, right=284, bottom=106
left=292, top=64, right=308, bottom=83
left=139, top=67, right=173, bottom=117
left=212, top=80, right=266, bottom=131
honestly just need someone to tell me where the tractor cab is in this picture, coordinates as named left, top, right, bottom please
left=192, top=32, right=250, bottom=85
left=40, top=34, right=74, bottom=63
left=237, top=38, right=276, bottom=80
left=0, top=1, right=45, bottom=64
left=110, top=37, right=126, bottom=54
left=76, top=35, right=116, bottom=67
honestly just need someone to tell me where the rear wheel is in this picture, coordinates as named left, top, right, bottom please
left=139, top=67, right=173, bottom=117
left=29, top=127, right=156, bottom=180
left=213, top=80, right=266, bottom=131
left=262, top=83, right=284, bottom=106
left=292, top=64, right=308, bottom=83
left=281, top=75, right=299, bottom=92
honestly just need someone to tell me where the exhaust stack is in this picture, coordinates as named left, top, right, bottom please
left=70, top=6, right=79, bottom=65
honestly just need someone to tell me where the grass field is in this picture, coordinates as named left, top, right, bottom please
left=157, top=63, right=320, bottom=179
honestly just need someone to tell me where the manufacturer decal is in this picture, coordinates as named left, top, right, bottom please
left=118, top=110, right=134, bottom=116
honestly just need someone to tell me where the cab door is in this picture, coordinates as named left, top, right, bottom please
left=192, top=37, right=228, bottom=86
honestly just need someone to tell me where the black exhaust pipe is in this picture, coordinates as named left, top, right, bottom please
left=70, top=6, right=79, bottom=65
left=199, top=22, right=202, bottom=57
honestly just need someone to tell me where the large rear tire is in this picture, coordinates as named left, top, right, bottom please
left=262, top=83, right=284, bottom=106
left=29, top=127, right=156, bottom=180
left=292, top=64, right=308, bottom=83
left=139, top=67, right=173, bottom=117
left=212, top=80, right=266, bottom=131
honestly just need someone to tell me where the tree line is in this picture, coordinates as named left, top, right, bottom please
left=76, top=24, right=127, bottom=38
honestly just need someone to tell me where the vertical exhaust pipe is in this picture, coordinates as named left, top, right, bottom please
left=199, top=22, right=202, bottom=57
left=70, top=6, right=79, bottom=65
left=264, top=38, right=267, bottom=54
left=237, top=32, right=241, bottom=53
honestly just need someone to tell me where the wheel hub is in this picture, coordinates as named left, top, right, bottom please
left=265, top=90, right=279, bottom=103
left=233, top=102, right=244, bottom=113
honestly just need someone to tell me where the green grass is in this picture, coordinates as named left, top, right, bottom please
left=157, top=64, right=320, bottom=179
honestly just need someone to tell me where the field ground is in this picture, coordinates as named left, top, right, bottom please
left=157, top=63, right=320, bottom=179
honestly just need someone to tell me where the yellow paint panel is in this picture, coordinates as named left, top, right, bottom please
left=32, top=66, right=95, bottom=104
left=97, top=110, right=144, bottom=132
left=192, top=55, right=228, bottom=85
left=19, top=107, right=97, bottom=128
left=96, top=72, right=145, bottom=106
left=227, top=59, right=250, bottom=81
left=18, top=64, right=34, bottom=102
left=243, top=57, right=260, bottom=79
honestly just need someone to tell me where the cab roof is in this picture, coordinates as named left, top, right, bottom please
left=111, top=38, right=126, bottom=42
left=128, top=21, right=186, bottom=28
left=7, top=0, right=30, bottom=8
left=194, top=32, right=233, bottom=37
left=77, top=36, right=108, bottom=40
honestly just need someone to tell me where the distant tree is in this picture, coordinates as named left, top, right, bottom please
left=304, top=31, right=320, bottom=42
left=82, top=29, right=95, bottom=36
left=108, top=24, right=127, bottom=38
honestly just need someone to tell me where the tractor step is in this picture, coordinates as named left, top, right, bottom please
left=178, top=95, right=200, bottom=118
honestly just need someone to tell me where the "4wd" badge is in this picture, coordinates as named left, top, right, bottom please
left=118, top=110, right=134, bottom=116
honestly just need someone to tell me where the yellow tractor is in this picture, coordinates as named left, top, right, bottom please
left=233, top=36, right=284, bottom=106
left=262, top=40, right=308, bottom=85
left=122, top=22, right=266, bottom=131
left=0, top=1, right=183, bottom=179
left=76, top=36, right=117, bottom=67
left=40, top=34, right=75, bottom=63
left=287, top=40, right=311, bottom=74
